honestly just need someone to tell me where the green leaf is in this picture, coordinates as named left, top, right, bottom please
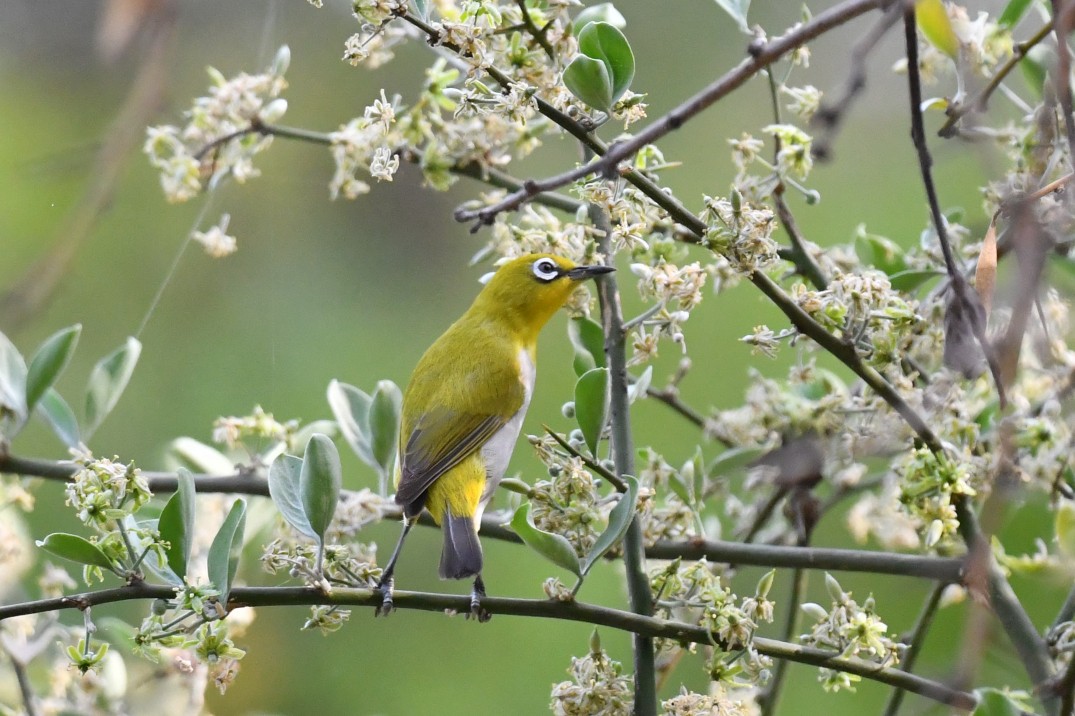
left=166, top=437, right=234, bottom=474
left=577, top=22, right=635, bottom=104
left=85, top=336, right=141, bottom=437
left=510, top=502, right=581, bottom=576
left=326, top=380, right=375, bottom=467
left=708, top=446, right=766, bottom=476
left=158, top=469, right=196, bottom=583
left=369, top=380, right=402, bottom=479
left=207, top=499, right=246, bottom=603
left=916, top=0, right=959, bottom=59
left=854, top=226, right=907, bottom=275
left=300, top=434, right=342, bottom=544
left=998, top=0, right=1033, bottom=28
left=0, top=330, right=28, bottom=430
left=411, top=0, right=429, bottom=20
left=573, top=3, right=626, bottom=34
left=888, top=269, right=945, bottom=293
left=712, top=0, right=750, bottom=33
left=37, top=533, right=115, bottom=571
left=581, top=475, right=639, bottom=574
left=26, top=324, right=80, bottom=412
left=268, top=453, right=318, bottom=540
left=563, top=54, right=613, bottom=112
left=1057, top=502, right=1075, bottom=559
left=971, top=688, right=1032, bottom=716
left=290, top=420, right=340, bottom=454
left=574, top=368, right=610, bottom=455
left=36, top=388, right=80, bottom=448
left=569, top=317, right=606, bottom=377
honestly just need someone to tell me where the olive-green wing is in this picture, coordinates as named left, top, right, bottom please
left=394, top=408, right=506, bottom=506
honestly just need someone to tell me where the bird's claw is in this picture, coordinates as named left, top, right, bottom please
left=468, top=577, right=491, bottom=622
left=375, top=578, right=394, bottom=617
left=467, top=595, right=491, bottom=623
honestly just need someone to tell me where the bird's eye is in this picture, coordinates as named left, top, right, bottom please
left=532, top=258, right=559, bottom=282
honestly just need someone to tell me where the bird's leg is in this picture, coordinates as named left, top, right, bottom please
left=376, top=516, right=416, bottom=617
left=468, top=574, right=491, bottom=623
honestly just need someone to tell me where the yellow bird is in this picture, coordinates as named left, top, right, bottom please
left=376, top=254, right=613, bottom=620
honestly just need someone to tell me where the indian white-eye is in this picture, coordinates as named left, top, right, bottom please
left=376, top=253, right=614, bottom=620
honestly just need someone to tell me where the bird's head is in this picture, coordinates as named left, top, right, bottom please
left=472, top=254, right=614, bottom=340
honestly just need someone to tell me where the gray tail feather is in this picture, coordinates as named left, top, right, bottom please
left=440, top=512, right=483, bottom=580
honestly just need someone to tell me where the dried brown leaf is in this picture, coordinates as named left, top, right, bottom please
left=975, top=214, right=998, bottom=319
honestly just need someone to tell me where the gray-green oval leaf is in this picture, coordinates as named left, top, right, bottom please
left=582, top=475, right=638, bottom=574
left=300, top=434, right=341, bottom=544
left=26, top=324, right=80, bottom=412
left=577, top=21, right=635, bottom=103
left=327, top=380, right=374, bottom=467
left=569, top=316, right=606, bottom=377
left=36, top=388, right=80, bottom=448
left=369, top=380, right=402, bottom=478
left=574, top=3, right=626, bottom=34
left=713, top=0, right=750, bottom=33
left=510, top=502, right=581, bottom=576
left=207, top=499, right=246, bottom=603
left=166, top=437, right=234, bottom=474
left=268, top=453, right=317, bottom=540
left=575, top=367, right=609, bottom=455
left=564, top=54, right=613, bottom=111
left=0, top=330, right=28, bottom=430
left=37, top=533, right=115, bottom=571
left=158, top=468, right=196, bottom=583
left=85, top=336, right=141, bottom=438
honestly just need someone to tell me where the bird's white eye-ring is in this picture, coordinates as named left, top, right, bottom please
left=532, top=258, right=559, bottom=282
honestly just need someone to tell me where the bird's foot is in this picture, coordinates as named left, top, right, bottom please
left=467, top=576, right=491, bottom=623
left=375, top=577, right=394, bottom=617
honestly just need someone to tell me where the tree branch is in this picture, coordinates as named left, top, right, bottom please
left=4, top=451, right=966, bottom=580
left=453, top=0, right=882, bottom=225
left=591, top=200, right=656, bottom=715
left=0, top=582, right=978, bottom=711
left=903, top=8, right=1006, bottom=407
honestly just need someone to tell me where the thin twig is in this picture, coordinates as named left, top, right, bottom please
left=882, top=580, right=947, bottom=716
left=757, top=566, right=806, bottom=716
left=513, top=0, right=555, bottom=60
left=763, top=64, right=829, bottom=289
left=0, top=582, right=978, bottom=710
left=1049, top=0, right=1075, bottom=168
left=0, top=10, right=177, bottom=333
left=10, top=656, right=40, bottom=716
left=904, top=7, right=1007, bottom=407
left=954, top=498, right=1058, bottom=714
left=814, top=0, right=904, bottom=159
left=543, top=426, right=627, bottom=491
left=938, top=20, right=1055, bottom=137
left=452, top=0, right=882, bottom=226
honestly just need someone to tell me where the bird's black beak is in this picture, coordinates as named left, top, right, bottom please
left=567, top=265, right=615, bottom=281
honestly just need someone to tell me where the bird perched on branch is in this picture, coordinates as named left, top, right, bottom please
left=376, top=253, right=613, bottom=621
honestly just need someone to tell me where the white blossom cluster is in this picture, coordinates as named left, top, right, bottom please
left=651, top=561, right=774, bottom=690
left=661, top=685, right=757, bottom=716
left=144, top=46, right=291, bottom=202
left=550, top=633, right=634, bottom=716
left=799, top=574, right=900, bottom=693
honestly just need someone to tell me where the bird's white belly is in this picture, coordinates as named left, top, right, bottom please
left=478, top=347, right=534, bottom=511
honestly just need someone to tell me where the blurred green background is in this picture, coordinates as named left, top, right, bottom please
left=1, top=0, right=1061, bottom=714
